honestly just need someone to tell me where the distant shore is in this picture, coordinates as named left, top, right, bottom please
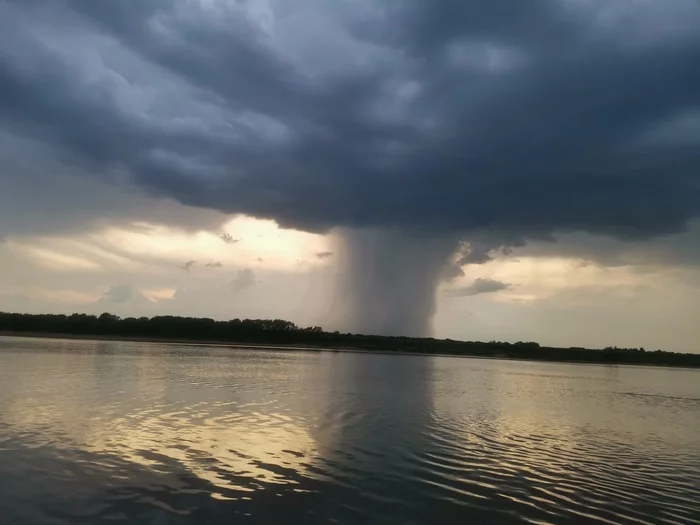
left=1, top=312, right=698, bottom=368
left=0, top=331, right=330, bottom=352
left=0, top=330, right=501, bottom=360
left=1, top=329, right=698, bottom=369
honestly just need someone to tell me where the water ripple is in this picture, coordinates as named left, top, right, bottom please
left=1, top=337, right=699, bottom=524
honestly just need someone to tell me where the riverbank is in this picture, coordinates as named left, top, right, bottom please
left=0, top=331, right=331, bottom=353
left=0, top=331, right=503, bottom=360
left=2, top=330, right=698, bottom=369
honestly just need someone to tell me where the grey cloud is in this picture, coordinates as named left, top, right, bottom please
left=446, top=278, right=512, bottom=297
left=514, top=220, right=700, bottom=268
left=443, top=241, right=520, bottom=280
left=0, top=1, right=699, bottom=248
left=182, top=260, right=197, bottom=272
left=219, top=233, right=240, bottom=245
left=95, top=284, right=154, bottom=312
left=99, top=284, right=134, bottom=304
left=0, top=133, right=226, bottom=239
left=231, top=269, right=256, bottom=293
left=316, top=252, right=334, bottom=260
left=205, top=261, right=223, bottom=268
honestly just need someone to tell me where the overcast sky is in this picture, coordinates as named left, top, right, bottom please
left=1, top=0, right=699, bottom=352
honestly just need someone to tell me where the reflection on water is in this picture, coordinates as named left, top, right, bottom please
left=0, top=336, right=699, bottom=524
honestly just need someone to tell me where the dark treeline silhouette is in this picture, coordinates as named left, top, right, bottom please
left=0, top=311, right=698, bottom=368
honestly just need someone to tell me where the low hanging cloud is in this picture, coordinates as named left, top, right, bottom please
left=219, top=233, right=241, bottom=245
left=182, top=260, right=197, bottom=272
left=95, top=284, right=153, bottom=312
left=205, top=261, right=223, bottom=268
left=446, top=278, right=512, bottom=297
left=98, top=284, right=134, bottom=304
left=0, top=0, right=698, bottom=249
left=316, top=251, right=334, bottom=260
left=231, top=269, right=256, bottom=293
left=443, top=242, right=517, bottom=280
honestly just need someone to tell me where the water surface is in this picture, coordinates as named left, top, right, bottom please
left=1, top=336, right=699, bottom=524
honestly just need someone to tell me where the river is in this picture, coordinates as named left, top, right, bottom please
left=1, top=336, right=698, bottom=524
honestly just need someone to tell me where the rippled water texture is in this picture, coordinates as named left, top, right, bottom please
left=1, top=336, right=699, bottom=524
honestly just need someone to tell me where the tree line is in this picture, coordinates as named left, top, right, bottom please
left=0, top=311, right=698, bottom=368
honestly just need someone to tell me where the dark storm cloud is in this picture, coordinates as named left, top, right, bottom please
left=1, top=0, right=700, bottom=242
left=515, top=219, right=700, bottom=268
left=446, top=278, right=512, bottom=298
left=0, top=132, right=225, bottom=238
left=443, top=240, right=522, bottom=280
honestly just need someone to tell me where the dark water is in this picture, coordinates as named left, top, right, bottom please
left=1, top=337, right=699, bottom=524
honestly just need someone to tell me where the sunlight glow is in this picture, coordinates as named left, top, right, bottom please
left=6, top=215, right=333, bottom=276
left=101, top=215, right=332, bottom=272
left=7, top=241, right=101, bottom=271
left=451, top=256, right=652, bottom=303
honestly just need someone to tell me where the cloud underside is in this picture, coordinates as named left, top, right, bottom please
left=0, top=0, right=699, bottom=248
left=447, top=278, right=511, bottom=297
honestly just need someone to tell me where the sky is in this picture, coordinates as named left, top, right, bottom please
left=1, top=0, right=699, bottom=352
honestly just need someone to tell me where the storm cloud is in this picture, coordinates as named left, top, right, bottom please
left=1, top=1, right=700, bottom=336
left=1, top=0, right=698, bottom=241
